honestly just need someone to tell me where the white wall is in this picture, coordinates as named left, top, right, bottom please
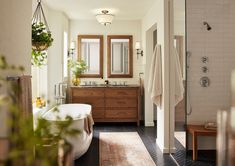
left=187, top=0, right=235, bottom=149
left=0, top=0, right=32, bottom=137
left=1, top=0, right=32, bottom=75
left=47, top=10, right=69, bottom=103
left=142, top=0, right=175, bottom=153
left=70, top=19, right=143, bottom=84
left=142, top=0, right=165, bottom=127
left=174, top=0, right=185, bottom=36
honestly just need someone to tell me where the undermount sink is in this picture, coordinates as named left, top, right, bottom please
left=108, top=84, right=128, bottom=87
left=79, top=84, right=129, bottom=87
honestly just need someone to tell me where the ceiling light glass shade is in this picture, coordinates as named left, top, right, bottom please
left=96, top=10, right=114, bottom=26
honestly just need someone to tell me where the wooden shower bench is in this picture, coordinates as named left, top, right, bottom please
left=187, top=125, right=217, bottom=160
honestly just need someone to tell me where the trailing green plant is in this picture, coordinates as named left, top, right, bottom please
left=31, top=49, right=47, bottom=67
left=31, top=22, right=53, bottom=67
left=32, top=22, right=53, bottom=51
left=68, top=58, right=87, bottom=78
left=0, top=55, right=80, bottom=165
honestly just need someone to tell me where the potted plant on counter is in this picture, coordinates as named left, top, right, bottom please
left=68, top=59, right=87, bottom=86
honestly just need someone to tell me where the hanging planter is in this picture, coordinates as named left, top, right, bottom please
left=32, top=22, right=53, bottom=51
left=32, top=0, right=53, bottom=52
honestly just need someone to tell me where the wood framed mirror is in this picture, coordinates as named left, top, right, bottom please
left=107, top=35, right=133, bottom=78
left=77, top=35, right=103, bottom=78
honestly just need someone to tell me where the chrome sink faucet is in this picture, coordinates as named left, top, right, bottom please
left=104, top=80, right=109, bottom=85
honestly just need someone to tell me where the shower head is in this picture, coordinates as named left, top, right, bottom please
left=203, top=21, right=212, bottom=31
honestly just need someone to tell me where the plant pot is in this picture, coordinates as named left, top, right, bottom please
left=72, top=77, right=80, bottom=86
left=32, top=42, right=49, bottom=51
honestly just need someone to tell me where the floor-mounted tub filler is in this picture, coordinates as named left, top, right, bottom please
left=42, top=104, right=94, bottom=159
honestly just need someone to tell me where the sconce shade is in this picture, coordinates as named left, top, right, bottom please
left=135, top=42, right=141, bottom=49
left=70, top=41, right=75, bottom=50
left=96, top=10, right=114, bottom=26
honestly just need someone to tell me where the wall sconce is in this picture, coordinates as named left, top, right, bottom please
left=69, top=41, right=76, bottom=59
left=135, top=41, right=143, bottom=58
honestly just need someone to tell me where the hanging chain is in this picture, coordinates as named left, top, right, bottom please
left=32, top=0, right=50, bottom=31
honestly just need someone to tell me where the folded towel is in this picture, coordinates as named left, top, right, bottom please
left=84, top=114, right=94, bottom=135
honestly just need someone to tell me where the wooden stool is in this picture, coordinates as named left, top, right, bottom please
left=187, top=125, right=216, bottom=160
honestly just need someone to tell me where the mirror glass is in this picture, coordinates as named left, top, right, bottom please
left=78, top=35, right=103, bottom=78
left=171, top=0, right=187, bottom=165
left=107, top=35, right=133, bottom=78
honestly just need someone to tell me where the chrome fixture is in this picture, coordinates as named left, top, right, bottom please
left=54, top=83, right=67, bottom=104
left=201, top=56, right=209, bottom=63
left=69, top=41, right=76, bottom=59
left=200, top=77, right=210, bottom=87
left=96, top=10, right=114, bottom=26
left=135, top=42, right=143, bottom=58
left=202, top=66, right=209, bottom=73
left=104, top=80, right=109, bottom=85
left=203, top=21, right=212, bottom=31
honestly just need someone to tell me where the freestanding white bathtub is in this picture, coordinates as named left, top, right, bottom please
left=42, top=104, right=93, bottom=159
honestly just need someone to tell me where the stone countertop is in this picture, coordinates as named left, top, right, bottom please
left=70, top=84, right=140, bottom=88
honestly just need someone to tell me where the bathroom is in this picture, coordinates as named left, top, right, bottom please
left=1, top=0, right=235, bottom=165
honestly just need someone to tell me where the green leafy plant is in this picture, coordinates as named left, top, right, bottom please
left=31, top=49, right=47, bottom=67
left=32, top=22, right=53, bottom=51
left=68, top=58, right=87, bottom=78
left=31, top=22, right=53, bottom=67
left=0, top=55, right=80, bottom=165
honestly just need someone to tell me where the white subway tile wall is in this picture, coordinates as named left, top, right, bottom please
left=187, top=0, right=235, bottom=124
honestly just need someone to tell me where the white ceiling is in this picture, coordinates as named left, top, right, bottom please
left=43, top=0, right=156, bottom=20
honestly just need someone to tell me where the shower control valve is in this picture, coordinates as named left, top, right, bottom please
left=200, top=77, right=210, bottom=87
left=202, top=66, right=208, bottom=73
left=201, top=56, right=209, bottom=63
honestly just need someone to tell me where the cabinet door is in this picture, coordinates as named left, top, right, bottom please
left=105, top=89, right=137, bottom=98
left=72, top=88, right=104, bottom=97
left=72, top=97, right=104, bottom=108
left=92, top=108, right=105, bottom=119
left=105, top=98, right=137, bottom=108
left=105, top=109, right=137, bottom=118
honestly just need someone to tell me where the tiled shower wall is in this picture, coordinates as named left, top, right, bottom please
left=187, top=0, right=235, bottom=125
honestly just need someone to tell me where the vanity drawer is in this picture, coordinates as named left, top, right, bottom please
left=105, top=89, right=137, bottom=98
left=92, top=108, right=105, bottom=119
left=105, top=99, right=137, bottom=108
left=72, top=97, right=104, bottom=107
left=105, top=109, right=137, bottom=118
left=72, top=88, right=104, bottom=97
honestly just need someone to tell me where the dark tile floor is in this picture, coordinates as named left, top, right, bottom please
left=172, top=138, right=216, bottom=166
left=74, top=123, right=216, bottom=166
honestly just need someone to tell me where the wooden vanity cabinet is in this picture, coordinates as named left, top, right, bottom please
left=70, top=88, right=105, bottom=119
left=69, top=86, right=140, bottom=126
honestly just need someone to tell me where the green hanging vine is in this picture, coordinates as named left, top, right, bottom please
left=31, top=49, right=47, bottom=67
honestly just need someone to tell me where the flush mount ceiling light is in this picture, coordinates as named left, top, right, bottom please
left=96, top=10, right=114, bottom=26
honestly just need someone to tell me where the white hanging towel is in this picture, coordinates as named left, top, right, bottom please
left=174, top=47, right=184, bottom=106
left=148, top=44, right=162, bottom=107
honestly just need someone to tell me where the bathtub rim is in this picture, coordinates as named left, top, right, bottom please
left=42, top=103, right=92, bottom=121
